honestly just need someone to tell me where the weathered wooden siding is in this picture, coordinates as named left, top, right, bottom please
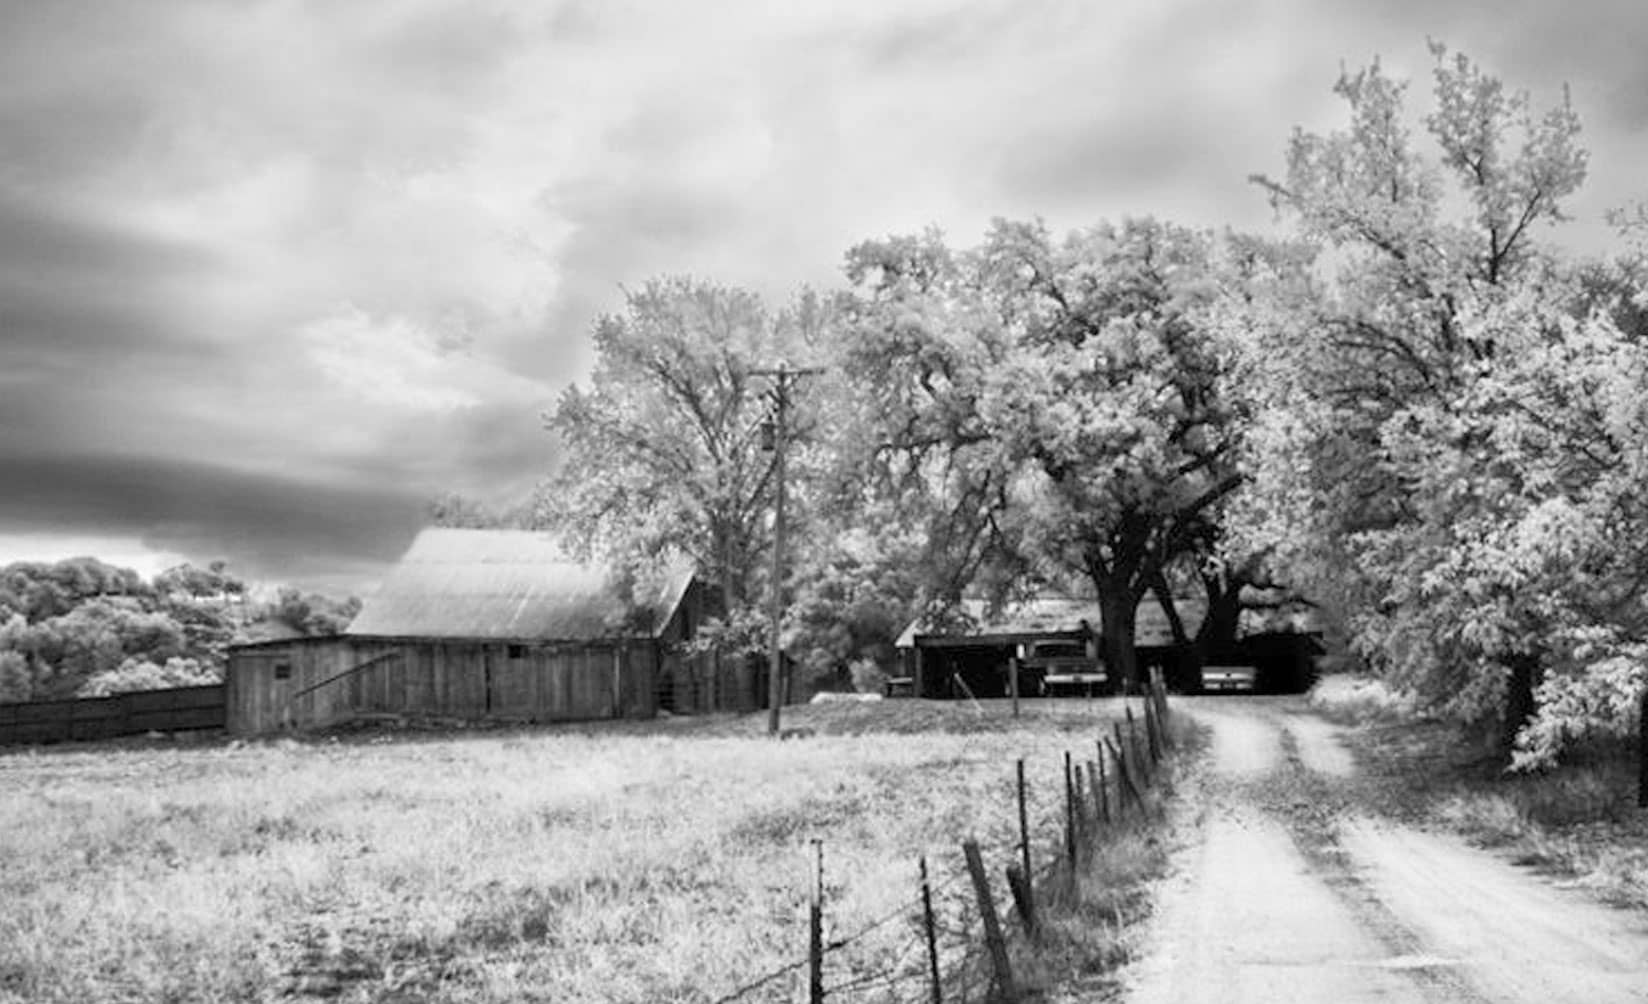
left=225, top=638, right=360, bottom=735
left=0, top=685, right=226, bottom=746
left=651, top=581, right=762, bottom=714
left=227, top=636, right=658, bottom=735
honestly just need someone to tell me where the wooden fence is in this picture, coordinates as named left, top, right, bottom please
left=710, top=669, right=1179, bottom=1004
left=0, top=685, right=226, bottom=746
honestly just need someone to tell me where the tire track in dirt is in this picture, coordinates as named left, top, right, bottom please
left=1265, top=724, right=1488, bottom=1003
left=1124, top=698, right=1648, bottom=1003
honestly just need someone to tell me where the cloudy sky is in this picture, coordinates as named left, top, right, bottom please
left=1, top=0, right=1644, bottom=593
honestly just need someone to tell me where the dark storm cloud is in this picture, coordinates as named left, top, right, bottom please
left=0, top=452, right=428, bottom=583
left=0, top=194, right=220, bottom=357
left=343, top=399, right=560, bottom=506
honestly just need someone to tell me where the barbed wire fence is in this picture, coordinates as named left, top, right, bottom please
left=707, top=668, right=1180, bottom=1004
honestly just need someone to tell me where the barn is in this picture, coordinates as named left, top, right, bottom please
left=225, top=528, right=758, bottom=735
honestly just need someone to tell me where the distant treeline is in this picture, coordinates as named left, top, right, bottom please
left=0, top=557, right=360, bottom=702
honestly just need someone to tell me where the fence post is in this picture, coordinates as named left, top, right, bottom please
left=1063, top=751, right=1078, bottom=867
left=1096, top=739, right=1111, bottom=824
left=1009, top=655, right=1020, bottom=720
left=920, top=856, right=943, bottom=1004
left=962, top=840, right=1018, bottom=1004
left=1073, top=762, right=1088, bottom=836
left=1160, top=666, right=1173, bottom=735
left=809, top=840, right=824, bottom=1004
left=1088, top=759, right=1107, bottom=827
left=1144, top=700, right=1161, bottom=765
left=1126, top=705, right=1147, bottom=776
left=1016, top=759, right=1034, bottom=920
left=1107, top=737, right=1147, bottom=817
left=1005, top=864, right=1036, bottom=937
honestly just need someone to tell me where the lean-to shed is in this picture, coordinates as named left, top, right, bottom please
left=895, top=590, right=1322, bottom=697
left=225, top=528, right=740, bottom=735
left=894, top=594, right=1197, bottom=699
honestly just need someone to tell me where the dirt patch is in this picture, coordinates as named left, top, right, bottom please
left=1332, top=713, right=1648, bottom=908
left=1122, top=698, right=1648, bottom=1003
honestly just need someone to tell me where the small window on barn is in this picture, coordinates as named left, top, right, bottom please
left=274, top=662, right=292, bottom=680
left=507, top=644, right=526, bottom=659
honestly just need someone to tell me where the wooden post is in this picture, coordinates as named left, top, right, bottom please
left=1144, top=700, right=1161, bottom=765
left=1100, top=731, right=1114, bottom=817
left=1009, top=654, right=1020, bottom=719
left=1125, top=705, right=1142, bottom=773
left=809, top=839, right=825, bottom=1004
left=962, top=840, right=1018, bottom=1003
left=1015, top=759, right=1034, bottom=922
left=1151, top=666, right=1171, bottom=736
left=1073, top=762, right=1088, bottom=834
left=1107, top=737, right=1146, bottom=816
left=1063, top=751, right=1078, bottom=866
left=1088, top=759, right=1107, bottom=827
left=1005, top=864, right=1036, bottom=937
left=757, top=365, right=821, bottom=736
left=921, top=856, right=943, bottom=1004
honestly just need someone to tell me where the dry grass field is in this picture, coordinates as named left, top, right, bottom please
left=0, top=698, right=1167, bottom=1003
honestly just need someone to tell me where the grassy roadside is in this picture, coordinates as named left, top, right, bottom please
left=1029, top=707, right=1206, bottom=1004
left=0, top=697, right=1192, bottom=1004
left=1308, top=675, right=1648, bottom=910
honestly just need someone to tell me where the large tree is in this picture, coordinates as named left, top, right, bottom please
left=1231, top=43, right=1648, bottom=761
left=542, top=276, right=825, bottom=649
left=837, top=219, right=1245, bottom=690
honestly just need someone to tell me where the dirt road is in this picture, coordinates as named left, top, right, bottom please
left=1123, top=698, right=1648, bottom=1003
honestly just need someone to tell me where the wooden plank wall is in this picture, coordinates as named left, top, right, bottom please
left=0, top=685, right=226, bottom=746
left=227, top=637, right=659, bottom=735
left=225, top=638, right=361, bottom=735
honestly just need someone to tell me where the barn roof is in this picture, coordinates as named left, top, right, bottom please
left=344, top=528, right=693, bottom=642
left=895, top=594, right=1204, bottom=649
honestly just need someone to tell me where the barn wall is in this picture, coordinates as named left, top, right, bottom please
left=653, top=580, right=761, bottom=714
left=228, top=636, right=658, bottom=735
left=226, top=638, right=359, bottom=735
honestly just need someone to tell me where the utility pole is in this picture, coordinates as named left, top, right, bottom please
left=753, top=363, right=820, bottom=736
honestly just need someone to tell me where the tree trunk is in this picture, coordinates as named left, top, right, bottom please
left=1150, top=574, right=1196, bottom=694
left=1500, top=652, right=1542, bottom=759
left=1097, top=587, right=1140, bottom=694
left=1151, top=573, right=1189, bottom=647
left=1197, top=571, right=1242, bottom=661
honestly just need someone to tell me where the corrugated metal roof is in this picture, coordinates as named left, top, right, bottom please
left=345, top=528, right=694, bottom=641
left=895, top=594, right=1205, bottom=649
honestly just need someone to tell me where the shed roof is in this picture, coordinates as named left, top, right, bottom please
left=896, top=594, right=1201, bottom=649
left=344, top=528, right=693, bottom=642
left=894, top=588, right=1322, bottom=649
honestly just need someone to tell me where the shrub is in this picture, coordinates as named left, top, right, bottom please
left=849, top=658, right=888, bottom=695
left=76, top=657, right=220, bottom=697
